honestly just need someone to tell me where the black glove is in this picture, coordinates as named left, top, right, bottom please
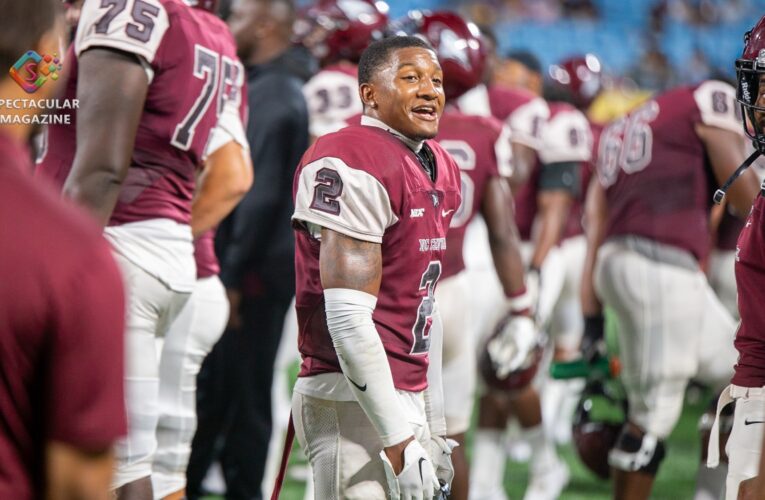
left=581, top=314, right=605, bottom=363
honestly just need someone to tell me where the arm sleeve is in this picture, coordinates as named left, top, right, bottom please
left=424, top=306, right=446, bottom=436
left=74, top=0, right=169, bottom=64
left=47, top=238, right=126, bottom=451
left=693, top=80, right=744, bottom=134
left=293, top=157, right=399, bottom=244
left=324, top=288, right=414, bottom=446
left=219, top=80, right=307, bottom=287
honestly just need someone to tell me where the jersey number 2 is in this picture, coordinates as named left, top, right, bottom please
left=411, top=261, right=442, bottom=355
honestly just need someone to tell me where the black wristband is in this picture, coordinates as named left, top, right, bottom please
left=583, top=314, right=605, bottom=343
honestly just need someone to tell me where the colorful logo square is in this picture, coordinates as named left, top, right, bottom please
left=9, top=50, right=63, bottom=94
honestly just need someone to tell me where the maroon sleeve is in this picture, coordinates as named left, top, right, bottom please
left=46, top=237, right=127, bottom=451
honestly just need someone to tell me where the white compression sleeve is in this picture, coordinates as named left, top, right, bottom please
left=324, top=288, right=414, bottom=447
left=424, top=306, right=447, bottom=437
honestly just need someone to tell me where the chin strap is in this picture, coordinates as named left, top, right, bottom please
left=713, top=149, right=762, bottom=204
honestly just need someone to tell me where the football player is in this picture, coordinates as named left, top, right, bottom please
left=392, top=11, right=532, bottom=500
left=0, top=2, right=126, bottom=499
left=298, top=0, right=388, bottom=140
left=706, top=14, right=765, bottom=499
left=466, top=48, right=580, bottom=500
left=582, top=73, right=759, bottom=498
left=36, top=0, right=247, bottom=498
left=154, top=134, right=252, bottom=498
left=290, top=35, right=461, bottom=499
left=546, top=54, right=647, bottom=446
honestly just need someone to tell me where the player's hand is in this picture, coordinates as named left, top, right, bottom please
left=738, top=475, right=765, bottom=500
left=580, top=314, right=606, bottom=364
left=486, top=314, right=537, bottom=378
left=427, top=435, right=458, bottom=489
left=380, top=439, right=439, bottom=500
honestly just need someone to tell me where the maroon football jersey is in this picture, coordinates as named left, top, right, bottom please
left=512, top=102, right=592, bottom=240
left=457, top=84, right=549, bottom=149
left=596, top=81, right=742, bottom=261
left=37, top=0, right=245, bottom=227
left=292, top=120, right=461, bottom=392
left=437, top=109, right=512, bottom=279
left=0, top=132, right=126, bottom=499
left=716, top=208, right=746, bottom=251
left=733, top=194, right=765, bottom=386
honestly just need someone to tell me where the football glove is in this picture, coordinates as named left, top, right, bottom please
left=427, top=435, right=458, bottom=489
left=486, top=313, right=538, bottom=378
left=380, top=439, right=439, bottom=500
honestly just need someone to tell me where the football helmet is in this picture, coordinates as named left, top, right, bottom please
left=572, top=379, right=627, bottom=479
left=549, top=54, right=603, bottom=109
left=736, top=14, right=765, bottom=154
left=184, top=0, right=219, bottom=13
left=295, top=0, right=389, bottom=65
left=478, top=313, right=542, bottom=392
left=390, top=10, right=486, bottom=100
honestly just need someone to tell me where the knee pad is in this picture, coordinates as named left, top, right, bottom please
left=608, top=427, right=666, bottom=475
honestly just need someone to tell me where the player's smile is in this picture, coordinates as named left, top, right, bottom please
left=411, top=103, right=438, bottom=121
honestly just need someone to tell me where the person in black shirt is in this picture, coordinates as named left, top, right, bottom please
left=187, top=1, right=314, bottom=498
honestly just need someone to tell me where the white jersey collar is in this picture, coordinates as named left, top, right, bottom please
left=360, top=115, right=424, bottom=153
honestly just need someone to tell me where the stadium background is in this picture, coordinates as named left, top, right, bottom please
left=201, top=0, right=765, bottom=498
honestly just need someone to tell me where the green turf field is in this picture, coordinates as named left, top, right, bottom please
left=243, top=389, right=706, bottom=500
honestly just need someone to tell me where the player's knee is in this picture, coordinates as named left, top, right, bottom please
left=608, top=425, right=666, bottom=476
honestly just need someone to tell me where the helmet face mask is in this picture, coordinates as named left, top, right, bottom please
left=736, top=16, right=765, bottom=153
left=737, top=59, right=765, bottom=153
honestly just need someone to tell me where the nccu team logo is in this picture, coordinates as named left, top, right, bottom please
left=9, top=50, right=63, bottom=94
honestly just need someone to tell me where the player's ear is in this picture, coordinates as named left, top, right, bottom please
left=360, top=83, right=377, bottom=109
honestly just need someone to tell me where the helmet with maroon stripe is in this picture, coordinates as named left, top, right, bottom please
left=549, top=54, right=603, bottom=109
left=295, top=0, right=389, bottom=65
left=390, top=10, right=486, bottom=100
left=736, top=14, right=765, bottom=153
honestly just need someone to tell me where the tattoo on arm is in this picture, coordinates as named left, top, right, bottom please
left=320, top=228, right=382, bottom=296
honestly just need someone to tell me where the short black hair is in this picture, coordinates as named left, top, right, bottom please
left=506, top=50, right=542, bottom=76
left=358, top=35, right=434, bottom=86
left=0, top=0, right=59, bottom=72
